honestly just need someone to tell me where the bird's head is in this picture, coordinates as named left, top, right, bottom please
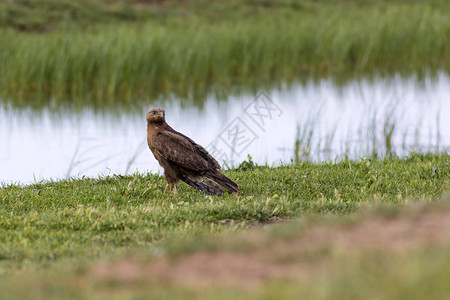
left=146, top=108, right=165, bottom=124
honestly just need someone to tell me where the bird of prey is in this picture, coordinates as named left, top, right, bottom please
left=146, top=108, right=242, bottom=196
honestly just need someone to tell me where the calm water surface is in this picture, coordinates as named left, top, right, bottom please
left=1, top=74, right=449, bottom=185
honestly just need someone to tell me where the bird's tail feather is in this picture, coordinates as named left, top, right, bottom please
left=181, top=176, right=225, bottom=196
left=210, top=172, right=242, bottom=194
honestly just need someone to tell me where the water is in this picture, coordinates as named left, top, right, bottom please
left=1, top=74, right=449, bottom=185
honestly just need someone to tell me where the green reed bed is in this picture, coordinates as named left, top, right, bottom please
left=1, top=2, right=448, bottom=107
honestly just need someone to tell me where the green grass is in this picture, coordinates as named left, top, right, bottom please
left=0, top=153, right=448, bottom=272
left=0, top=0, right=449, bottom=108
left=1, top=183, right=450, bottom=299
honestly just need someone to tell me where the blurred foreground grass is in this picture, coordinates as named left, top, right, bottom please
left=0, top=0, right=448, bottom=107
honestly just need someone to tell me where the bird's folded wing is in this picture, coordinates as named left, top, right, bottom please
left=177, top=134, right=221, bottom=169
left=152, top=131, right=210, bottom=171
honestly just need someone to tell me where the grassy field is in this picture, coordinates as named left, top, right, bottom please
left=0, top=153, right=449, bottom=298
left=3, top=200, right=450, bottom=300
left=1, top=0, right=449, bottom=107
left=0, top=153, right=448, bottom=269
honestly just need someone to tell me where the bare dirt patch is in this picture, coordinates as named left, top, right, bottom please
left=90, top=204, right=450, bottom=288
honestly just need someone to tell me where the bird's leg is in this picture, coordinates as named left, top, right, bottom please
left=165, top=183, right=177, bottom=195
left=167, top=183, right=177, bottom=200
left=164, top=182, right=175, bottom=191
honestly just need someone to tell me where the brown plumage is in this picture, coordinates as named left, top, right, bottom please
left=146, top=108, right=241, bottom=196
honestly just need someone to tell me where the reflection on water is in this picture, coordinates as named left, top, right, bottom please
left=1, top=74, right=449, bottom=185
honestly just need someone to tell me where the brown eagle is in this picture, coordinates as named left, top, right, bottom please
left=146, top=108, right=241, bottom=196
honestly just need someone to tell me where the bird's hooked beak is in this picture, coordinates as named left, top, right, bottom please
left=154, top=111, right=165, bottom=118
